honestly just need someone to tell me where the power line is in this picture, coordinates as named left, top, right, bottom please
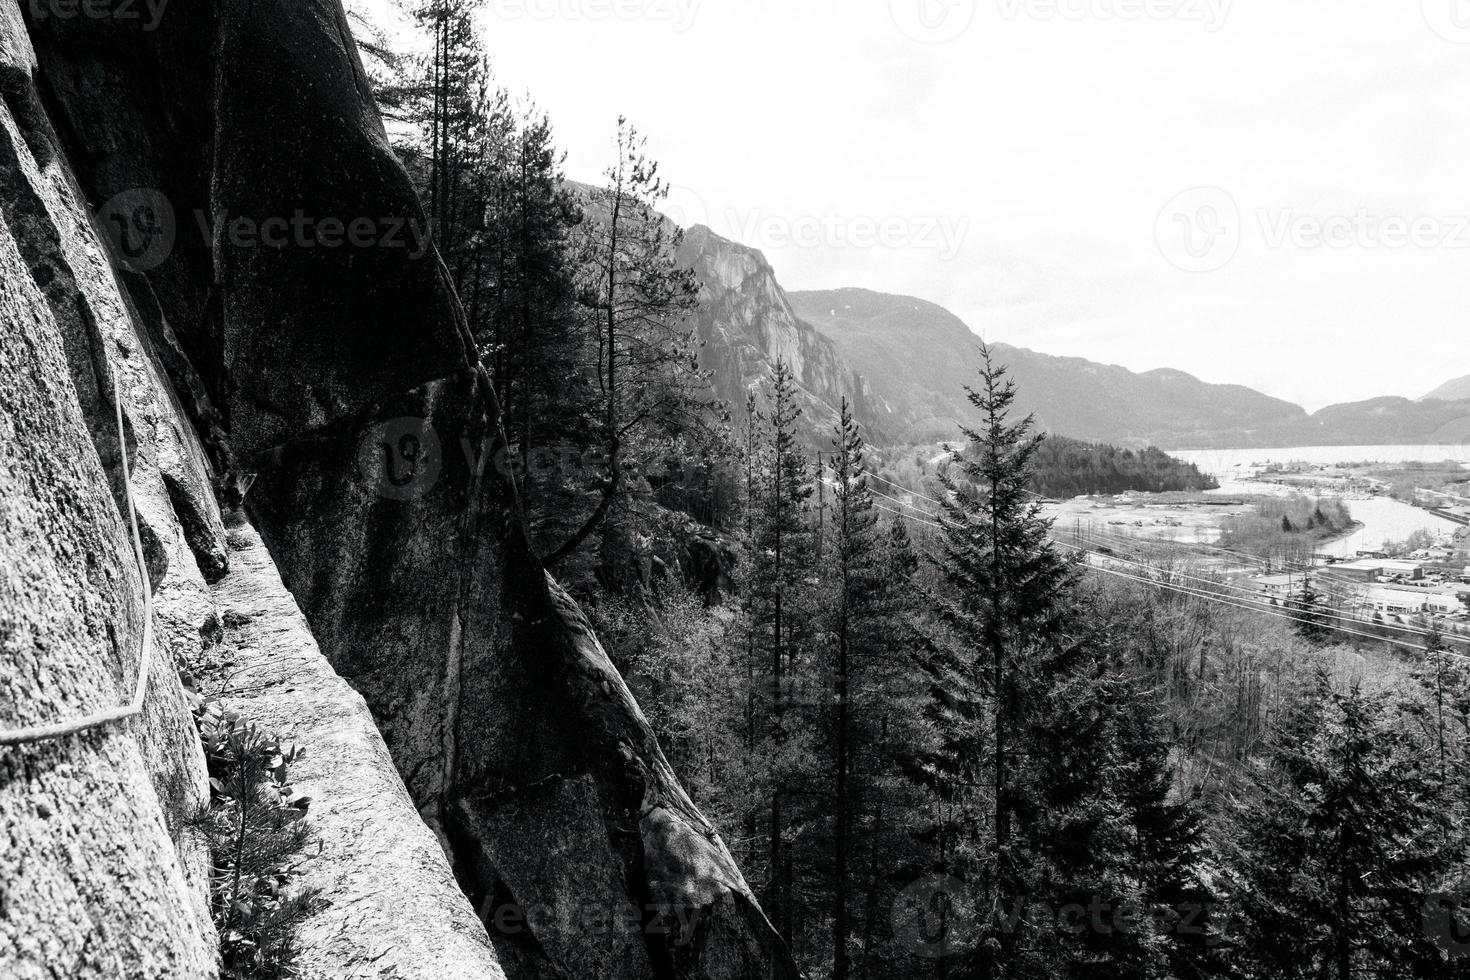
left=818, top=474, right=942, bottom=521
left=1068, top=523, right=1451, bottom=621
left=1061, top=523, right=1372, bottom=606
left=826, top=471, right=1462, bottom=648
left=1063, top=542, right=1447, bottom=641
left=871, top=500, right=943, bottom=530
left=867, top=472, right=945, bottom=506
left=1056, top=524, right=1445, bottom=635
left=1076, top=559, right=1438, bottom=655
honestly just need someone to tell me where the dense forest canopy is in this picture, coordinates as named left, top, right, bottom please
left=1026, top=435, right=1219, bottom=498
left=873, top=436, right=1218, bottom=505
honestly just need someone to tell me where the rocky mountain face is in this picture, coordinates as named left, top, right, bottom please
left=1, top=11, right=219, bottom=970
left=787, top=287, right=1470, bottom=450
left=0, top=4, right=796, bottom=979
left=678, top=227, right=879, bottom=442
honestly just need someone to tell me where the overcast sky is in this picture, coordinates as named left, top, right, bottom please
left=356, top=0, right=1470, bottom=411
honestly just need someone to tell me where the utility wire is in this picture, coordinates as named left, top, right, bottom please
left=1071, top=523, right=1444, bottom=619
left=830, top=471, right=1461, bottom=647
left=1076, top=559, right=1437, bottom=655
left=1064, top=542, right=1449, bottom=641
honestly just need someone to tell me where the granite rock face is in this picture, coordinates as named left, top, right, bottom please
left=3, top=1, right=799, bottom=977
left=209, top=517, right=506, bottom=980
left=0, top=176, right=214, bottom=980
left=680, top=225, right=879, bottom=445
left=0, top=8, right=216, bottom=971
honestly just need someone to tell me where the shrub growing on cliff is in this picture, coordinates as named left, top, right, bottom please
left=192, top=698, right=319, bottom=979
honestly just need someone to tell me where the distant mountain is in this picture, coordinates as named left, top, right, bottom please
left=1296, top=396, right=1470, bottom=447
left=1425, top=376, right=1470, bottom=402
left=787, top=288, right=1309, bottom=448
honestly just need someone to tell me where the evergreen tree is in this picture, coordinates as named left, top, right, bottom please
left=544, top=117, right=708, bottom=567
left=826, top=398, right=871, bottom=980
left=1108, top=696, right=1220, bottom=980
left=479, top=100, right=593, bottom=539
left=746, top=360, right=817, bottom=941
left=398, top=0, right=496, bottom=267
left=823, top=397, right=932, bottom=979
left=1032, top=655, right=1220, bottom=980
left=1288, top=571, right=1332, bottom=643
left=1231, top=677, right=1460, bottom=979
left=854, top=514, right=946, bottom=978
left=387, top=4, right=594, bottom=542
left=739, top=389, right=763, bottom=874
left=1407, top=625, right=1470, bottom=822
left=930, top=343, right=1079, bottom=974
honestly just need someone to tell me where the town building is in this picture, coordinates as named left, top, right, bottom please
left=1251, top=574, right=1296, bottom=600
left=1322, top=558, right=1426, bottom=585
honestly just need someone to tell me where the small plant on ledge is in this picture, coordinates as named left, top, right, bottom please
left=190, top=692, right=320, bottom=979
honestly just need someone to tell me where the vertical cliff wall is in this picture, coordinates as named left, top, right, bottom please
left=3, top=2, right=799, bottom=978
left=679, top=225, right=880, bottom=445
left=0, top=8, right=216, bottom=973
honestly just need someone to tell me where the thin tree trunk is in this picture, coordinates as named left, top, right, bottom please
left=744, top=405, right=758, bottom=872
left=833, top=473, right=852, bottom=980
left=1335, top=842, right=1351, bottom=980
left=544, top=177, right=623, bottom=566
left=769, top=438, right=785, bottom=935
left=858, top=716, right=888, bottom=975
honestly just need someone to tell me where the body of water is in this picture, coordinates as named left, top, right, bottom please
left=1172, top=444, right=1470, bottom=479
left=1169, top=444, right=1469, bottom=558
left=1316, top=497, right=1462, bottom=558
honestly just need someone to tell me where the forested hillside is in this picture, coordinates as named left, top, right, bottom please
left=1425, top=375, right=1470, bottom=401
left=790, top=288, right=1310, bottom=447
left=792, top=288, right=1470, bottom=450
left=1028, top=436, right=1220, bottom=498
left=589, top=347, right=1470, bottom=978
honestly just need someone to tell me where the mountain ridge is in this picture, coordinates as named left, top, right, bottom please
left=786, top=286, right=1313, bottom=449
left=670, top=225, right=1470, bottom=450
left=1425, top=375, right=1470, bottom=402
left=777, top=285, right=1470, bottom=450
